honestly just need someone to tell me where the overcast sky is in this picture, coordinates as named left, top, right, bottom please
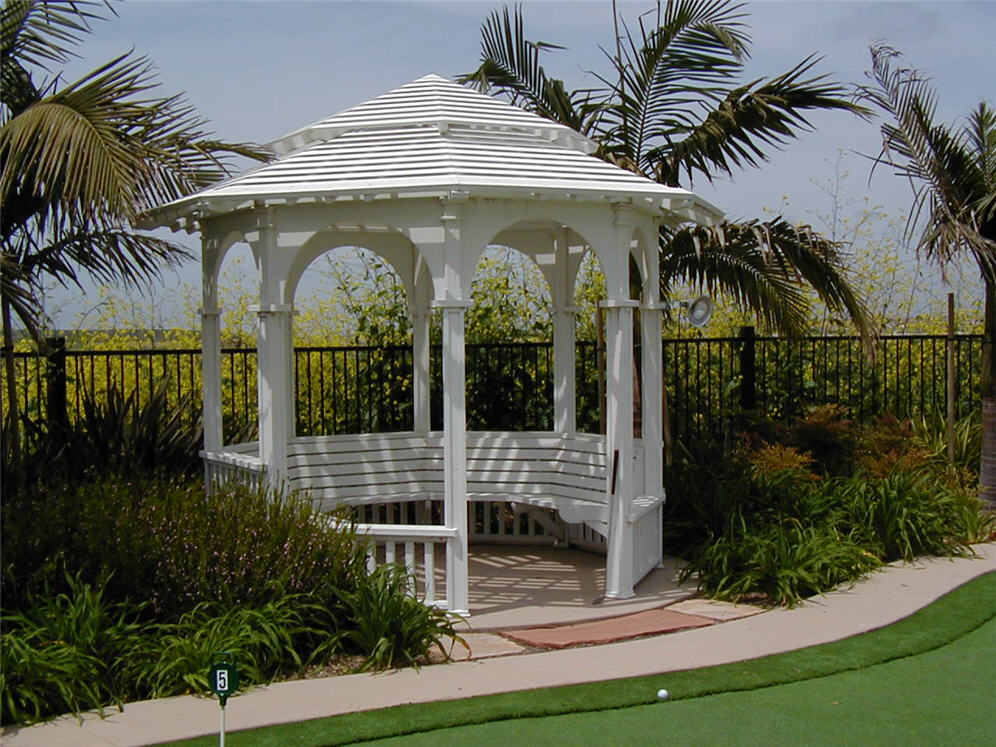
left=45, top=0, right=996, bottom=328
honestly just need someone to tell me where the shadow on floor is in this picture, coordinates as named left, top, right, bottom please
left=463, top=546, right=697, bottom=630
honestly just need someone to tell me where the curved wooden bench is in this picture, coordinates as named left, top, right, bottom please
left=285, top=431, right=612, bottom=528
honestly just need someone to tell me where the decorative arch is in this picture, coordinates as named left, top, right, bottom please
left=287, top=225, right=420, bottom=305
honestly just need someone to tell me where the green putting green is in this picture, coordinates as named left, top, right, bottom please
left=366, top=616, right=996, bottom=745
left=162, top=571, right=995, bottom=747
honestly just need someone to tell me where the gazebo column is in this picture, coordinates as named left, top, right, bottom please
left=412, top=276, right=432, bottom=435
left=251, top=215, right=295, bottom=492
left=553, top=307, right=577, bottom=434
left=256, top=305, right=294, bottom=490
left=641, top=301, right=665, bottom=497
left=200, top=238, right=224, bottom=454
left=642, top=301, right=666, bottom=566
left=553, top=228, right=577, bottom=434
left=436, top=299, right=472, bottom=614
left=603, top=299, right=639, bottom=599
left=200, top=306, right=224, bottom=453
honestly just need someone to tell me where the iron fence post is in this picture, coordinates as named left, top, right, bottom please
left=739, top=326, right=757, bottom=411
left=45, top=336, right=68, bottom=430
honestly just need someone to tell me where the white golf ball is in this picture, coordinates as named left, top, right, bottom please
left=657, top=688, right=669, bottom=700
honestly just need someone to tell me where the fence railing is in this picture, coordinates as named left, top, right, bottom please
left=3, top=330, right=983, bottom=448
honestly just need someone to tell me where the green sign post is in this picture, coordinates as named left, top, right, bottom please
left=209, top=652, right=239, bottom=747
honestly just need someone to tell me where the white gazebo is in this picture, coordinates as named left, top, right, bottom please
left=150, top=74, right=720, bottom=614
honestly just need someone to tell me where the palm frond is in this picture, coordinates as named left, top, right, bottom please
left=1, top=51, right=268, bottom=235
left=1, top=0, right=112, bottom=72
left=599, top=0, right=750, bottom=172
left=966, top=103, right=996, bottom=229
left=663, top=219, right=872, bottom=336
left=0, top=249, right=41, bottom=341
left=457, top=4, right=604, bottom=134
left=657, top=56, right=869, bottom=186
left=17, top=226, right=190, bottom=290
left=857, top=44, right=996, bottom=265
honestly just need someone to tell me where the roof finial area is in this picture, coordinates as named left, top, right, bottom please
left=268, top=72, right=596, bottom=156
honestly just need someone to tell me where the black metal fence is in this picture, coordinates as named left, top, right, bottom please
left=660, top=330, right=982, bottom=448
left=3, top=330, right=983, bottom=447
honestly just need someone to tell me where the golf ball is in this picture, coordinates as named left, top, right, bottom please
left=657, top=688, right=669, bottom=700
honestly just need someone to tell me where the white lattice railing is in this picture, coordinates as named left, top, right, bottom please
left=202, top=445, right=266, bottom=492
left=353, top=523, right=460, bottom=608
left=354, top=499, right=575, bottom=545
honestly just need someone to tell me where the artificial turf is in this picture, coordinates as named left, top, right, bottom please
left=365, top=616, right=996, bottom=745
left=161, top=570, right=996, bottom=747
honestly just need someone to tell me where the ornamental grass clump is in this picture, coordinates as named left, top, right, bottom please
left=668, top=408, right=990, bottom=607
left=340, top=564, right=468, bottom=671
left=128, top=595, right=343, bottom=699
left=0, top=574, right=153, bottom=725
left=826, top=470, right=981, bottom=562
left=688, top=516, right=880, bottom=607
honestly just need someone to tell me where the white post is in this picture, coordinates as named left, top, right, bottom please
left=256, top=305, right=293, bottom=490
left=603, top=299, right=638, bottom=599
left=553, top=229, right=577, bottom=434
left=201, top=237, right=224, bottom=455
left=200, top=307, right=223, bottom=453
left=641, top=303, right=664, bottom=500
left=642, top=300, right=665, bottom=569
left=553, top=307, right=577, bottom=434
left=437, top=299, right=472, bottom=614
left=413, top=277, right=432, bottom=435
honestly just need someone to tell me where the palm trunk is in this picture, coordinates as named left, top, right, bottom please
left=979, top=277, right=996, bottom=510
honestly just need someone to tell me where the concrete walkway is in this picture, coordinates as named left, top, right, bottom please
left=4, top=544, right=994, bottom=747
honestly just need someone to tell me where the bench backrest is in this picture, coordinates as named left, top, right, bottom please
left=286, top=432, right=607, bottom=507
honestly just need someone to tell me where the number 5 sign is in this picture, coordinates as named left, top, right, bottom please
left=209, top=652, right=239, bottom=706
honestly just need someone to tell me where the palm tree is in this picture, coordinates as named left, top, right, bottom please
left=460, top=1, right=870, bottom=336
left=1, top=0, right=266, bottom=457
left=857, top=44, right=996, bottom=507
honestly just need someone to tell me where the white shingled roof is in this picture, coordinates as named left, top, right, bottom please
left=151, top=74, right=720, bottom=223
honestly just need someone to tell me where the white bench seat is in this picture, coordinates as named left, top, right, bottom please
left=285, top=431, right=613, bottom=525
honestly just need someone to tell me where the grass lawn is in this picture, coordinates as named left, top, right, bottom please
left=163, top=571, right=996, bottom=747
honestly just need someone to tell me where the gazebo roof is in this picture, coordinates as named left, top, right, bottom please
left=151, top=75, right=720, bottom=226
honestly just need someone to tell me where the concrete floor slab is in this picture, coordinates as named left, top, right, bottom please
left=448, top=633, right=527, bottom=661
left=466, top=549, right=697, bottom=630
left=504, top=608, right=715, bottom=648
left=670, top=598, right=766, bottom=621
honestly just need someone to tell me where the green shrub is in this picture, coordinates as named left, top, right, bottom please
left=669, top=407, right=990, bottom=606
left=340, top=564, right=467, bottom=671
left=130, top=595, right=342, bottom=699
left=684, top=515, right=880, bottom=607
left=2, top=381, right=203, bottom=503
left=827, top=470, right=979, bottom=562
left=913, top=410, right=981, bottom=474
left=784, top=404, right=856, bottom=475
left=0, top=574, right=153, bottom=725
left=0, top=576, right=347, bottom=725
left=74, top=381, right=202, bottom=477
left=2, top=476, right=366, bottom=620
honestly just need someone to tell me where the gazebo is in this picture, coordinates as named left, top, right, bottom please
left=150, top=74, right=720, bottom=614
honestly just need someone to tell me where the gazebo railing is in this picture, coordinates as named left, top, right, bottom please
left=353, top=523, right=460, bottom=607
left=202, top=443, right=267, bottom=492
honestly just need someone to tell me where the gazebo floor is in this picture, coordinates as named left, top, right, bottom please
left=464, top=546, right=697, bottom=630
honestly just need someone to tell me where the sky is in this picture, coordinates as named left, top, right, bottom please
left=40, top=0, right=996, bottom=330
